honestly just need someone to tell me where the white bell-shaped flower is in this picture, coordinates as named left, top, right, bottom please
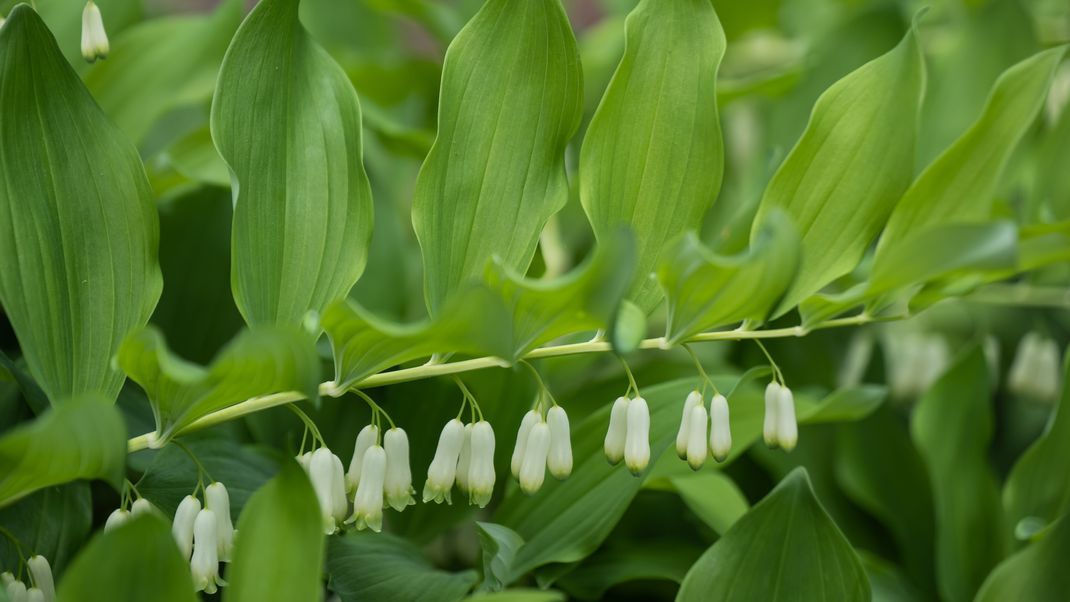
left=172, top=495, right=201, bottom=561
left=624, top=396, right=650, bottom=475
left=546, top=406, right=572, bottom=479
left=604, top=397, right=629, bottom=465
left=346, top=424, right=380, bottom=492
left=104, top=508, right=130, bottom=532
left=519, top=421, right=550, bottom=494
left=205, top=482, right=236, bottom=562
left=685, top=404, right=708, bottom=470
left=423, top=419, right=465, bottom=504
left=129, top=498, right=157, bottom=518
left=675, top=390, right=703, bottom=459
left=383, top=428, right=415, bottom=511
left=763, top=382, right=781, bottom=447
left=330, top=454, right=348, bottom=523
left=297, top=451, right=312, bottom=471
left=5, top=578, right=26, bottom=602
left=349, top=445, right=386, bottom=532
left=26, top=556, right=53, bottom=602
left=510, top=410, right=540, bottom=478
left=80, top=1, right=109, bottom=63
left=468, top=421, right=496, bottom=507
left=1033, top=337, right=1063, bottom=400
left=2, top=572, right=16, bottom=588
left=191, top=509, right=225, bottom=594
left=709, top=393, right=732, bottom=462
left=455, top=423, right=475, bottom=493
left=776, top=385, right=798, bottom=451
left=1008, top=332, right=1038, bottom=396
left=27, top=588, right=44, bottom=602
left=309, top=448, right=347, bottom=534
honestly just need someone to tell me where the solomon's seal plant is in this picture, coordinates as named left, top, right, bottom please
left=0, top=0, right=1069, bottom=600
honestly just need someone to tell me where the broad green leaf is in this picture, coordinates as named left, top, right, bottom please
left=57, top=514, right=195, bottom=602
left=0, top=394, right=125, bottom=507
left=911, top=346, right=1006, bottom=601
left=1004, top=349, right=1070, bottom=534
left=860, top=552, right=923, bottom=602
left=327, top=532, right=478, bottom=602
left=609, top=300, right=647, bottom=355
left=676, top=469, right=869, bottom=602
left=1037, top=83, right=1070, bottom=221
left=323, top=287, right=513, bottom=390
left=225, top=461, right=324, bottom=602
left=658, top=211, right=799, bottom=344
left=84, top=0, right=242, bottom=143
left=556, top=543, right=702, bottom=601
left=484, top=230, right=635, bottom=359
left=580, top=0, right=726, bottom=313
left=411, top=0, right=582, bottom=314
left=0, top=483, right=91, bottom=575
left=880, top=46, right=1067, bottom=245
left=477, top=522, right=526, bottom=593
left=660, top=472, right=749, bottom=534
left=212, top=0, right=374, bottom=326
left=751, top=21, right=924, bottom=314
left=0, top=6, right=163, bottom=404
left=975, top=515, right=1070, bottom=602
left=164, top=127, right=231, bottom=188
left=465, top=592, right=564, bottom=602
left=117, top=325, right=321, bottom=446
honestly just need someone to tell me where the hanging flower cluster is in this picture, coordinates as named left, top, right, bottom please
left=510, top=404, right=573, bottom=495
left=604, top=395, right=650, bottom=474
left=1009, top=332, right=1063, bottom=401
left=674, top=390, right=733, bottom=469
left=2, top=555, right=54, bottom=602
left=883, top=331, right=950, bottom=398
left=762, top=381, right=798, bottom=451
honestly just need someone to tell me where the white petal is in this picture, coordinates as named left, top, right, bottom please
left=330, top=453, right=348, bottom=523
left=383, top=428, right=415, bottom=512
left=763, top=382, right=780, bottom=447
left=685, top=405, right=708, bottom=470
left=129, top=498, right=157, bottom=518
left=519, top=422, right=550, bottom=494
left=455, top=423, right=474, bottom=493
left=26, top=556, right=53, bottom=602
left=604, top=397, right=629, bottom=465
left=350, top=446, right=386, bottom=532
left=511, top=410, right=540, bottom=479
left=423, top=419, right=465, bottom=504
left=191, top=509, right=220, bottom=594
left=675, top=391, right=703, bottom=459
left=172, top=495, right=201, bottom=560
left=104, top=508, right=130, bottom=532
left=468, top=421, right=496, bottom=507
left=5, top=580, right=26, bottom=602
left=310, top=448, right=341, bottom=534
left=80, top=1, right=109, bottom=62
left=546, top=406, right=572, bottom=480
left=624, top=397, right=650, bottom=475
left=26, top=588, right=44, bottom=602
left=346, top=424, right=380, bottom=492
left=709, top=394, right=732, bottom=462
left=205, top=483, right=235, bottom=562
left=776, top=386, right=798, bottom=451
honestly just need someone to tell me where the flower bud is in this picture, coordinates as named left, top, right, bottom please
left=685, top=404, right=708, bottom=470
left=423, top=419, right=465, bottom=504
left=191, top=509, right=225, bottom=594
left=105, top=508, right=130, bottom=532
left=346, top=424, right=380, bottom=492
left=80, top=1, right=109, bottom=63
left=624, top=397, right=650, bottom=475
left=1033, top=337, right=1063, bottom=401
left=776, top=385, right=798, bottom=451
left=511, top=410, right=540, bottom=478
left=172, top=495, right=201, bottom=561
left=26, top=556, right=53, bottom=602
left=675, top=390, right=703, bottom=459
left=350, top=445, right=386, bottom=532
left=546, top=406, right=572, bottom=480
left=205, top=482, right=235, bottom=562
left=604, top=397, right=629, bottom=465
left=383, top=428, right=415, bottom=511
left=309, top=447, right=347, bottom=534
left=763, top=382, right=781, bottom=447
left=130, top=498, right=157, bottom=518
left=519, top=422, right=550, bottom=494
left=709, top=393, right=732, bottom=462
left=5, top=579, right=26, bottom=602
left=468, top=421, right=496, bottom=507
left=455, top=423, right=475, bottom=493
left=1, top=572, right=15, bottom=587
left=27, top=588, right=44, bottom=602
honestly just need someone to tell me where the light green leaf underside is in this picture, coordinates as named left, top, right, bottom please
left=580, top=0, right=726, bottom=313
left=752, top=21, right=924, bottom=315
left=0, top=6, right=162, bottom=404
left=464, top=592, right=564, bottom=602
left=477, top=522, right=526, bottom=593
left=225, top=461, right=324, bottom=602
left=0, top=394, right=125, bottom=508
left=676, top=468, right=869, bottom=602
left=879, top=46, right=1067, bottom=246
left=57, top=515, right=196, bottom=602
left=975, top=515, right=1070, bottom=602
left=117, top=325, right=321, bottom=445
left=327, top=531, right=478, bottom=602
left=911, top=346, right=1006, bottom=601
left=412, top=0, right=582, bottom=314
left=165, top=126, right=231, bottom=188
left=657, top=471, right=750, bottom=535
left=84, top=0, right=242, bottom=143
left=659, top=211, right=799, bottom=344
left=212, top=0, right=374, bottom=326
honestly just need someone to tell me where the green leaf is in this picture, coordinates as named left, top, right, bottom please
left=975, top=515, right=1070, bottom=602
left=658, top=211, right=799, bottom=344
left=0, top=483, right=91, bottom=575
left=751, top=21, right=924, bottom=314
left=327, top=532, right=478, bottom=602
left=484, top=230, right=635, bottom=359
left=0, top=394, right=125, bottom=507
left=212, top=0, right=374, bottom=326
left=911, top=346, right=1007, bottom=601
left=476, top=522, right=526, bottom=593
left=117, top=325, right=321, bottom=445
left=0, top=6, right=163, bottom=404
left=676, top=468, right=869, bottom=601
left=411, top=0, right=582, bottom=314
left=84, top=0, right=242, bottom=143
left=660, top=472, right=749, bottom=534
left=1004, top=349, right=1070, bottom=534
left=556, top=542, right=702, bottom=600
left=225, top=460, right=324, bottom=602
left=579, top=0, right=726, bottom=313
left=57, top=514, right=195, bottom=602
left=164, top=127, right=231, bottom=188
left=609, top=300, right=647, bottom=355
left=464, top=591, right=564, bottom=602
left=323, top=287, right=513, bottom=390
left=879, top=46, right=1067, bottom=245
